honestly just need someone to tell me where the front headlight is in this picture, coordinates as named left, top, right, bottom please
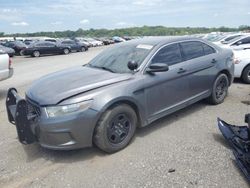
left=45, top=100, right=93, bottom=118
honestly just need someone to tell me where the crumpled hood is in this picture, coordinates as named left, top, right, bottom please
left=26, top=66, right=132, bottom=105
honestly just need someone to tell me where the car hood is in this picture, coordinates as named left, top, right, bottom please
left=26, top=66, right=132, bottom=105
left=0, top=45, right=15, bottom=53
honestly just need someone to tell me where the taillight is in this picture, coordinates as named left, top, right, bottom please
left=9, top=57, right=12, bottom=69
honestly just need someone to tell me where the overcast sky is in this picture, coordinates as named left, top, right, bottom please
left=0, top=0, right=250, bottom=34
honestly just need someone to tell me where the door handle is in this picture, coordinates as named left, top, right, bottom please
left=211, top=59, right=217, bottom=64
left=177, top=68, right=187, bottom=74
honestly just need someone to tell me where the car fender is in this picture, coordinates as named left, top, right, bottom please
left=95, top=96, right=147, bottom=128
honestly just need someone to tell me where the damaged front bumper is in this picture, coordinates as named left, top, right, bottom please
left=218, top=114, right=250, bottom=181
left=6, top=88, right=37, bottom=144
left=6, top=88, right=99, bottom=150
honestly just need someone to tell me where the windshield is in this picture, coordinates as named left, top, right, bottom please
left=88, top=43, right=153, bottom=73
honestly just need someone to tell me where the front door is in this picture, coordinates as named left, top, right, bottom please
left=144, top=43, right=191, bottom=123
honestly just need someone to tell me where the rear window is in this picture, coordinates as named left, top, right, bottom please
left=180, top=41, right=204, bottom=60
left=202, top=43, right=216, bottom=55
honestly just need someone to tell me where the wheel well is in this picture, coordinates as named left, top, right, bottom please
left=106, top=100, right=142, bottom=127
left=241, top=64, right=250, bottom=77
left=219, top=70, right=232, bottom=85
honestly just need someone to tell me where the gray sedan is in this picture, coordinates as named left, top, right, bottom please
left=6, top=37, right=234, bottom=153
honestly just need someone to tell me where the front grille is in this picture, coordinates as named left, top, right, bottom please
left=26, top=99, right=41, bottom=117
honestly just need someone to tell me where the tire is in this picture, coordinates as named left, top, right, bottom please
left=207, top=73, right=229, bottom=105
left=94, top=104, right=137, bottom=153
left=32, top=50, right=40, bottom=57
left=19, top=50, right=24, bottom=56
left=81, top=47, right=86, bottom=52
left=242, top=65, right=250, bottom=84
left=63, top=48, right=70, bottom=55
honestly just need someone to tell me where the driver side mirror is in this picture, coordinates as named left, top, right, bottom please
left=146, top=63, right=169, bottom=73
left=127, top=60, right=138, bottom=71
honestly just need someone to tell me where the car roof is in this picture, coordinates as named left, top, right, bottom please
left=120, top=36, right=205, bottom=46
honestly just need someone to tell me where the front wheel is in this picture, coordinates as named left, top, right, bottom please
left=94, top=104, right=137, bottom=153
left=242, top=65, right=250, bottom=84
left=207, top=73, right=229, bottom=105
left=32, top=50, right=40, bottom=57
left=63, top=48, right=70, bottom=55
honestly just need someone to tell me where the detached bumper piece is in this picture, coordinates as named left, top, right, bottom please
left=218, top=114, right=250, bottom=181
left=6, top=88, right=36, bottom=144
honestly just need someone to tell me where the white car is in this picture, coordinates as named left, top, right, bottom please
left=218, top=35, right=250, bottom=50
left=233, top=49, right=250, bottom=84
left=213, top=33, right=245, bottom=45
left=83, top=38, right=103, bottom=47
left=0, top=53, right=13, bottom=81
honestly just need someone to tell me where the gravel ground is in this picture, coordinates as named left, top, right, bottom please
left=0, top=46, right=249, bottom=188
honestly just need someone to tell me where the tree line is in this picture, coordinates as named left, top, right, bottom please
left=1, top=25, right=250, bottom=38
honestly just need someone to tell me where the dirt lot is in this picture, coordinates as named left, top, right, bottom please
left=0, top=46, right=249, bottom=188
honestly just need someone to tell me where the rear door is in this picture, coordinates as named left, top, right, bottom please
left=179, top=41, right=217, bottom=97
left=45, top=42, right=59, bottom=54
left=35, top=43, right=48, bottom=54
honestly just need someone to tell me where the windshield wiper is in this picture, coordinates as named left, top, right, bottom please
left=99, top=66, right=115, bottom=73
left=88, top=64, right=115, bottom=73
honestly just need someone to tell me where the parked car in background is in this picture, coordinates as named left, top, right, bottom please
left=0, top=45, right=15, bottom=57
left=233, top=49, right=250, bottom=83
left=212, top=33, right=245, bottom=45
left=218, top=35, right=250, bottom=50
left=2, top=41, right=27, bottom=55
left=75, top=38, right=92, bottom=47
left=23, top=39, right=37, bottom=46
left=61, top=40, right=88, bottom=52
left=123, top=36, right=133, bottom=41
left=0, top=53, right=13, bottom=81
left=112, top=36, right=126, bottom=43
left=22, top=41, right=71, bottom=57
left=98, top=38, right=114, bottom=45
left=83, top=38, right=103, bottom=47
left=6, top=37, right=234, bottom=153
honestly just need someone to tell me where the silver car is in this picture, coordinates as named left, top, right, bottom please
left=6, top=37, right=234, bottom=153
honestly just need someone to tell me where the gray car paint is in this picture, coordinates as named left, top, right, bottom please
left=24, top=36, right=234, bottom=149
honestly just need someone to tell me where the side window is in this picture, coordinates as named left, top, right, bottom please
left=224, top=35, right=241, bottom=42
left=45, top=43, right=55, bottom=47
left=233, top=37, right=250, bottom=46
left=240, top=37, right=250, bottom=44
left=180, top=41, right=205, bottom=60
left=202, top=43, right=216, bottom=55
left=35, top=43, right=45, bottom=47
left=151, top=43, right=182, bottom=66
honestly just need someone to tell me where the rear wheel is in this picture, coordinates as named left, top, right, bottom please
left=19, top=50, right=24, bottom=56
left=81, top=47, right=86, bottom=52
left=63, top=48, right=70, bottom=55
left=242, top=65, right=250, bottom=84
left=94, top=104, right=137, bottom=153
left=32, top=50, right=40, bottom=57
left=207, top=73, right=229, bottom=105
